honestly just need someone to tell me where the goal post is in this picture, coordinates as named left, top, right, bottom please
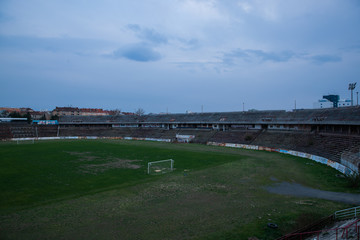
left=147, top=159, right=174, bottom=174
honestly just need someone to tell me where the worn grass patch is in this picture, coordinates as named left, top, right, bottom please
left=0, top=139, right=356, bottom=239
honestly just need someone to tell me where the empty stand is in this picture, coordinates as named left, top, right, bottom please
left=36, top=125, right=59, bottom=137
left=209, top=130, right=262, bottom=144
left=0, top=124, right=12, bottom=139
left=10, top=124, right=35, bottom=138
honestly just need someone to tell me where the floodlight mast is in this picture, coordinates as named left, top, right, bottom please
left=349, top=83, right=357, bottom=106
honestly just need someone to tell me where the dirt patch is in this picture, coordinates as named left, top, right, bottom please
left=81, top=158, right=142, bottom=174
left=64, top=151, right=100, bottom=161
left=64, top=151, right=142, bottom=174
left=64, top=151, right=92, bottom=156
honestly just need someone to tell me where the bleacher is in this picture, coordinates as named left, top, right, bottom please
left=209, top=130, right=262, bottom=144
left=251, top=131, right=360, bottom=162
left=10, top=124, right=35, bottom=138
left=58, top=126, right=113, bottom=137
left=129, top=128, right=169, bottom=139
left=59, top=106, right=360, bottom=126
left=0, top=124, right=12, bottom=139
left=36, top=125, right=59, bottom=137
left=175, top=129, right=216, bottom=143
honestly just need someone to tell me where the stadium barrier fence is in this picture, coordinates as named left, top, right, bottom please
left=207, top=141, right=354, bottom=175
left=10, top=136, right=172, bottom=142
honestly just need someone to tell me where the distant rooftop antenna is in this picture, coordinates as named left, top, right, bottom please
left=349, top=83, right=357, bottom=106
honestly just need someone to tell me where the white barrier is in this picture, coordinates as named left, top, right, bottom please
left=207, top=141, right=354, bottom=175
left=11, top=136, right=172, bottom=143
left=123, top=137, right=171, bottom=142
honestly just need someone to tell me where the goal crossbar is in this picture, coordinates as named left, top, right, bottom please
left=147, top=159, right=174, bottom=174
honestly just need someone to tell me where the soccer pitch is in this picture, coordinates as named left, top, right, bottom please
left=0, top=140, right=354, bottom=239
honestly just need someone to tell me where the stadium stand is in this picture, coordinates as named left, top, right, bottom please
left=251, top=131, right=360, bottom=162
left=10, top=124, right=35, bottom=138
left=209, top=129, right=263, bottom=144
left=1, top=107, right=359, bottom=167
left=36, top=125, right=59, bottom=137
left=0, top=123, right=12, bottom=139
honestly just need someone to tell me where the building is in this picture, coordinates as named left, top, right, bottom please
left=30, top=111, right=51, bottom=120
left=52, top=107, right=80, bottom=116
left=338, top=99, right=352, bottom=107
left=0, top=107, right=21, bottom=113
left=79, top=108, right=109, bottom=116
left=314, top=95, right=352, bottom=109
left=52, top=107, right=112, bottom=116
left=313, top=99, right=334, bottom=109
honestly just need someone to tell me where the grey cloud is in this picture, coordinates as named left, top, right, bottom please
left=126, top=24, right=201, bottom=51
left=127, top=24, right=168, bottom=45
left=340, top=43, right=360, bottom=52
left=223, top=48, right=296, bottom=64
left=222, top=48, right=341, bottom=65
left=246, top=50, right=295, bottom=62
left=177, top=38, right=200, bottom=50
left=113, top=43, right=161, bottom=62
left=308, top=54, right=342, bottom=64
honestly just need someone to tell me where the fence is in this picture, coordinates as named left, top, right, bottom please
left=278, top=206, right=360, bottom=240
left=207, top=141, right=354, bottom=175
left=335, top=206, right=360, bottom=220
left=279, top=219, right=360, bottom=240
left=10, top=136, right=172, bottom=142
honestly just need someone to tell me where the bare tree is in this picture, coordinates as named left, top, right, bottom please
left=113, top=109, right=121, bottom=116
left=0, top=110, right=9, bottom=117
left=135, top=108, right=145, bottom=116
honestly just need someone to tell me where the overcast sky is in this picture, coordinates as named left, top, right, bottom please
left=1, top=0, right=359, bottom=113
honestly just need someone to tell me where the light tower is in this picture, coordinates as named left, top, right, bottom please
left=349, top=83, right=357, bottom=106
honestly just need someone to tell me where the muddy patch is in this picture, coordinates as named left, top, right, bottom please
left=64, top=151, right=142, bottom=174
left=81, top=158, right=142, bottom=174
left=64, top=151, right=99, bottom=161
left=265, top=182, right=360, bottom=205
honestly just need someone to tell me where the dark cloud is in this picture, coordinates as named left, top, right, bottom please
left=222, top=48, right=341, bottom=65
left=223, top=48, right=296, bottom=64
left=113, top=43, right=161, bottom=62
left=127, top=24, right=168, bottom=45
left=308, top=54, right=342, bottom=64
left=246, top=50, right=295, bottom=62
left=340, top=42, right=360, bottom=52
left=177, top=38, right=200, bottom=50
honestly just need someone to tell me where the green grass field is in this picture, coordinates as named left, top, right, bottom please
left=0, top=139, right=356, bottom=239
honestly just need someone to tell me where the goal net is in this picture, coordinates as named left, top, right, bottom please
left=147, top=159, right=174, bottom=174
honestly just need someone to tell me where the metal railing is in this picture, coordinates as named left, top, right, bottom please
left=335, top=206, right=360, bottom=220
left=278, top=207, right=360, bottom=240
left=280, top=219, right=360, bottom=240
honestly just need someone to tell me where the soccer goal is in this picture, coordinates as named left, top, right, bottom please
left=147, top=159, right=174, bottom=174
left=16, top=138, right=35, bottom=145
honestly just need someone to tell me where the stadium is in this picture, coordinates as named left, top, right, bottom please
left=1, top=106, right=360, bottom=239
